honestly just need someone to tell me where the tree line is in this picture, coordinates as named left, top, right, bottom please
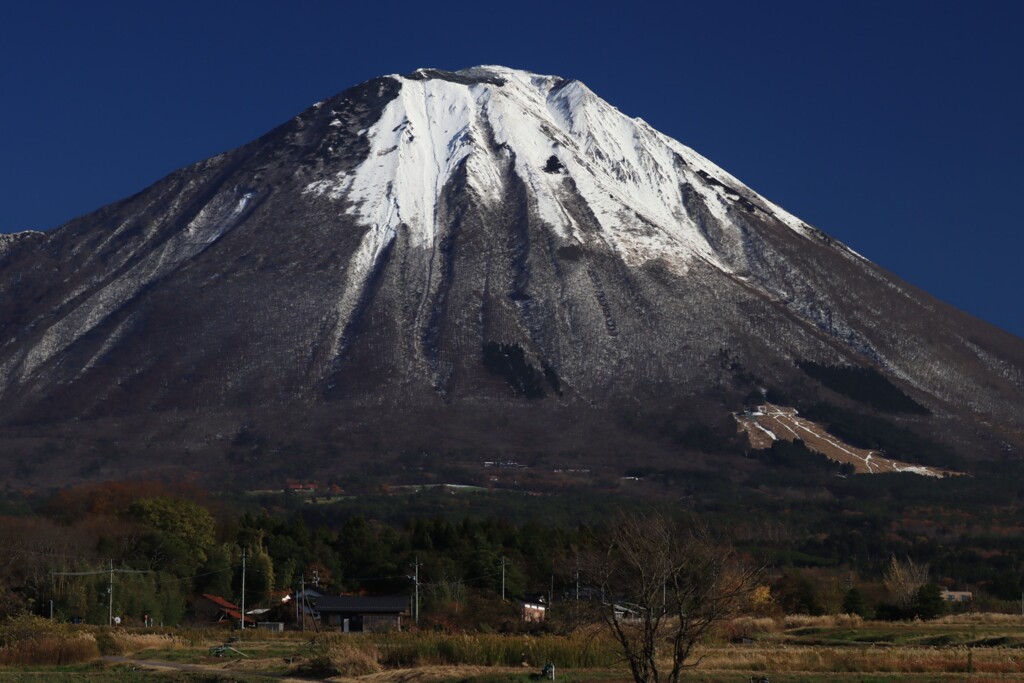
left=0, top=479, right=1018, bottom=627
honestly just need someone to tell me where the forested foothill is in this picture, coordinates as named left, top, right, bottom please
left=0, top=455, right=1021, bottom=632
left=0, top=360, right=1020, bottom=628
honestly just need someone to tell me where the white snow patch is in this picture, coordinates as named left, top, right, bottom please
left=752, top=421, right=778, bottom=441
left=304, top=66, right=866, bottom=336
left=306, top=77, right=502, bottom=246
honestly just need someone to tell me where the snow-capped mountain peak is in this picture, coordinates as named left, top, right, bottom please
left=305, top=66, right=815, bottom=281
left=0, top=65, right=1021, bottom=486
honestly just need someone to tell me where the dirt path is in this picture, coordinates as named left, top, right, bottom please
left=101, top=655, right=305, bottom=680
left=350, top=666, right=525, bottom=683
left=100, top=659, right=552, bottom=683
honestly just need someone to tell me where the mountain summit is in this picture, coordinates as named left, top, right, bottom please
left=1, top=66, right=1021, bottom=485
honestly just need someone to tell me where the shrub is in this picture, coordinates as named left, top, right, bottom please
left=782, top=614, right=862, bottom=629
left=300, top=634, right=382, bottom=676
left=96, top=629, right=185, bottom=655
left=372, top=631, right=619, bottom=668
left=0, top=614, right=99, bottom=666
left=724, top=616, right=779, bottom=642
left=294, top=654, right=341, bottom=678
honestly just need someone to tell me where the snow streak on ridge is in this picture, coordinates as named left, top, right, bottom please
left=300, top=66, right=851, bottom=352
left=304, top=67, right=820, bottom=275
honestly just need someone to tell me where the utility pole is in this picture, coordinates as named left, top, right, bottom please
left=298, top=574, right=320, bottom=633
left=501, top=556, right=507, bottom=601
left=52, top=563, right=148, bottom=626
left=240, top=549, right=247, bottom=634
left=575, top=556, right=580, bottom=619
left=108, top=560, right=114, bottom=627
left=413, top=556, right=420, bottom=625
left=299, top=575, right=305, bottom=632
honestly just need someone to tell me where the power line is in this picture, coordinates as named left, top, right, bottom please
left=51, top=566, right=151, bottom=577
left=53, top=560, right=149, bottom=626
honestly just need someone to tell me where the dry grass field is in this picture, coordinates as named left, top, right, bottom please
left=1, top=614, right=1023, bottom=682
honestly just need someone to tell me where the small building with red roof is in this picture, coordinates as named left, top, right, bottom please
left=192, top=593, right=255, bottom=627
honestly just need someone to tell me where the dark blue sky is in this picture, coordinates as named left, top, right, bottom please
left=2, top=1, right=1022, bottom=336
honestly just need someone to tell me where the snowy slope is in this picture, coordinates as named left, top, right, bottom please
left=305, top=66, right=821, bottom=280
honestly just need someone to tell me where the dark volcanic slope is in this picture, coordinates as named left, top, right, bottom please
left=0, top=66, right=1021, bottom=485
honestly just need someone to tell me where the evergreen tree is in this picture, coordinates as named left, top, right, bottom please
left=841, top=588, right=870, bottom=617
left=914, top=584, right=946, bottom=620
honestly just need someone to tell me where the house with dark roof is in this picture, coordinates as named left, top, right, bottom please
left=309, top=595, right=410, bottom=632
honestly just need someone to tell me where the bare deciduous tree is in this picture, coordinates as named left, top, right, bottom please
left=884, top=555, right=929, bottom=609
left=582, top=512, right=760, bottom=683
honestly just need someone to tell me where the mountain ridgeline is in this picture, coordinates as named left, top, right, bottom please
left=0, top=66, right=1021, bottom=487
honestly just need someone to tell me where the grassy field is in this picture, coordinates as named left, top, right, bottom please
left=1, top=614, right=1023, bottom=681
